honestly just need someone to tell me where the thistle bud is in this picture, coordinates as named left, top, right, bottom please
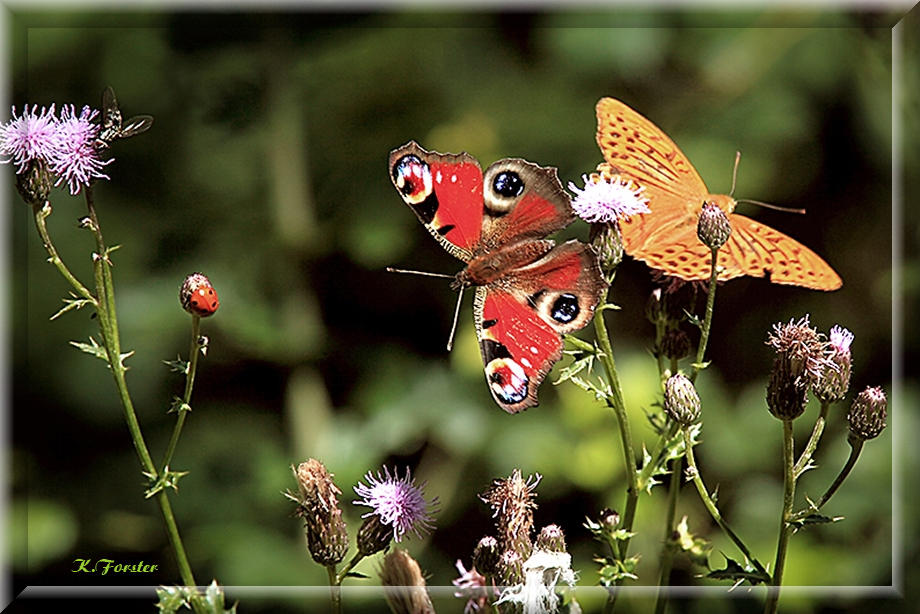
left=535, top=525, right=567, bottom=553
left=472, top=536, right=501, bottom=577
left=765, top=316, right=831, bottom=421
left=15, top=158, right=54, bottom=206
left=379, top=549, right=435, bottom=614
left=660, top=329, right=692, bottom=361
left=766, top=355, right=810, bottom=420
left=180, top=272, right=219, bottom=317
left=697, top=201, right=732, bottom=250
left=664, top=373, right=701, bottom=426
left=289, top=460, right=348, bottom=567
left=499, top=549, right=523, bottom=586
left=814, top=326, right=853, bottom=404
left=357, top=514, right=393, bottom=557
left=847, top=386, right=887, bottom=442
left=588, top=222, right=624, bottom=280
left=600, top=508, right=620, bottom=530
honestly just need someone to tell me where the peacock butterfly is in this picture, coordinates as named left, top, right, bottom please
left=389, top=141, right=607, bottom=413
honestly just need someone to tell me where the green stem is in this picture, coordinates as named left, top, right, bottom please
left=327, top=565, right=342, bottom=614
left=335, top=551, right=366, bottom=586
left=683, top=428, right=769, bottom=579
left=161, top=316, right=202, bottom=471
left=793, top=402, right=830, bottom=479
left=789, top=438, right=864, bottom=523
left=31, top=201, right=97, bottom=304
left=690, top=246, right=720, bottom=384
left=78, top=187, right=199, bottom=592
left=594, top=297, right=639, bottom=614
left=654, top=455, right=682, bottom=614
left=765, top=419, right=797, bottom=614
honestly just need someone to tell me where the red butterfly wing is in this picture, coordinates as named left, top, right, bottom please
left=389, top=141, right=486, bottom=261
left=474, top=241, right=606, bottom=413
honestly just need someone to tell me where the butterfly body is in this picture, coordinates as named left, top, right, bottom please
left=595, top=97, right=841, bottom=291
left=390, top=141, right=606, bottom=413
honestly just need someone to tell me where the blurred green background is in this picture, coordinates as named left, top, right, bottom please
left=9, top=6, right=915, bottom=614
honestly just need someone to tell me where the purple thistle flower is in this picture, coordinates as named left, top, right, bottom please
left=829, top=325, right=854, bottom=354
left=568, top=174, right=650, bottom=224
left=51, top=104, right=112, bottom=195
left=0, top=105, right=62, bottom=173
left=354, top=467, right=438, bottom=542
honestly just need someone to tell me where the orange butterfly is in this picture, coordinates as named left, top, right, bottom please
left=594, top=97, right=842, bottom=291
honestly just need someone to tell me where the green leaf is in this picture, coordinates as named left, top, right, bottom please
left=164, top=356, right=190, bottom=374
left=70, top=337, right=108, bottom=361
left=155, top=585, right=187, bottom=613
left=50, top=294, right=95, bottom=321
left=705, top=556, right=770, bottom=586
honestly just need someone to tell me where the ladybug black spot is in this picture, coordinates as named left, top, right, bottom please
left=493, top=171, right=524, bottom=198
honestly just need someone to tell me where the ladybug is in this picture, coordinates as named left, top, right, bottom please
left=181, top=273, right=219, bottom=317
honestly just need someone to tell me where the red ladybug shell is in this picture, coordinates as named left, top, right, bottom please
left=189, top=285, right=219, bottom=317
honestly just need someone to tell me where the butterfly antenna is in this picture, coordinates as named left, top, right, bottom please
left=729, top=151, right=742, bottom=197
left=446, top=286, right=464, bottom=352
left=736, top=199, right=806, bottom=215
left=385, top=267, right=454, bottom=279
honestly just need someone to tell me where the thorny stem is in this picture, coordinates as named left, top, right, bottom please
left=335, top=551, right=367, bottom=586
left=161, top=315, right=202, bottom=472
left=683, top=427, right=769, bottom=580
left=594, top=292, right=640, bottom=613
left=764, top=419, right=797, bottom=614
left=34, top=185, right=201, bottom=597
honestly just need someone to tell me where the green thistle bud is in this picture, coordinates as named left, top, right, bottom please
left=697, top=201, right=732, bottom=250
left=664, top=373, right=701, bottom=426
left=847, top=386, right=887, bottom=442
left=588, top=222, right=624, bottom=281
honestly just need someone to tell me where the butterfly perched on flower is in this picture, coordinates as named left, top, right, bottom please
left=389, top=141, right=606, bottom=413
left=594, top=97, right=842, bottom=291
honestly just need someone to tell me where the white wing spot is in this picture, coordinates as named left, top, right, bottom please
left=529, top=346, right=539, bottom=354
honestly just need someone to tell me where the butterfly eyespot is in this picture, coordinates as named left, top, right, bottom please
left=492, top=171, right=525, bottom=198
left=487, top=358, right=529, bottom=404
left=392, top=154, right=433, bottom=205
left=550, top=293, right=580, bottom=324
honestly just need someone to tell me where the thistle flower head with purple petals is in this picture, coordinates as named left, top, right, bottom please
left=51, top=105, right=111, bottom=195
left=1, top=103, right=114, bottom=197
left=568, top=174, right=650, bottom=224
left=0, top=105, right=61, bottom=173
left=354, top=467, right=438, bottom=542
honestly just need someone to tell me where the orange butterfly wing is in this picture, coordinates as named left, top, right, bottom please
left=594, top=97, right=841, bottom=291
